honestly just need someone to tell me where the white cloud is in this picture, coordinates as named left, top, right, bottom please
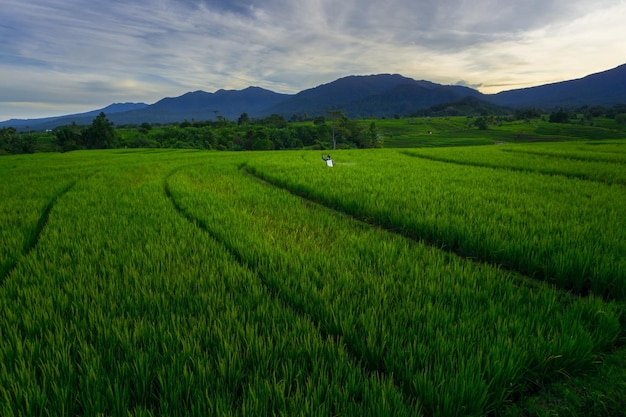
left=1, top=0, right=625, bottom=119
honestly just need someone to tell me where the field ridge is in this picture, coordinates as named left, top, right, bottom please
left=2, top=148, right=623, bottom=416
left=170, top=160, right=620, bottom=416
left=164, top=170, right=415, bottom=405
left=245, top=153, right=626, bottom=300
left=0, top=180, right=76, bottom=285
left=502, top=149, right=626, bottom=165
left=400, top=151, right=624, bottom=186
left=243, top=166, right=554, bottom=292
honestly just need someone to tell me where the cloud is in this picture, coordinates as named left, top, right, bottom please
left=1, top=0, right=625, bottom=119
left=455, top=80, right=483, bottom=89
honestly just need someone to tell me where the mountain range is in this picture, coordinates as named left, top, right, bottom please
left=3, top=63, right=625, bottom=131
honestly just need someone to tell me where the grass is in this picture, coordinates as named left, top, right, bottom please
left=502, top=330, right=626, bottom=417
left=0, top=141, right=624, bottom=416
left=401, top=143, right=626, bottom=185
left=168, top=157, right=618, bottom=416
left=246, top=148, right=626, bottom=300
left=362, top=117, right=626, bottom=148
left=0, top=151, right=413, bottom=416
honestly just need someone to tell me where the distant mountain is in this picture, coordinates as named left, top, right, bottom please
left=488, top=63, right=626, bottom=109
left=262, top=74, right=419, bottom=116
left=337, top=81, right=485, bottom=118
left=411, top=96, right=510, bottom=117
left=261, top=74, right=485, bottom=118
left=126, top=86, right=291, bottom=123
left=0, top=88, right=288, bottom=130
left=2, top=63, right=624, bottom=131
left=1, top=102, right=148, bottom=131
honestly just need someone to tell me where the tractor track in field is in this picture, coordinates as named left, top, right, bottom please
left=163, top=170, right=419, bottom=409
left=501, top=148, right=626, bottom=165
left=1, top=181, right=76, bottom=286
left=241, top=167, right=585, bottom=297
left=400, top=151, right=626, bottom=187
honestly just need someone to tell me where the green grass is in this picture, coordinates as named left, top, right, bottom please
left=246, top=147, right=626, bottom=300
left=402, top=143, right=626, bottom=185
left=0, top=143, right=624, bottom=416
left=502, top=332, right=626, bottom=417
left=361, top=117, right=626, bottom=148
left=0, top=151, right=414, bottom=416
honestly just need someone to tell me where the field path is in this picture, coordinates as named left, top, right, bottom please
left=164, top=168, right=410, bottom=396
left=1, top=181, right=75, bottom=285
left=165, top=159, right=619, bottom=417
left=400, top=149, right=626, bottom=185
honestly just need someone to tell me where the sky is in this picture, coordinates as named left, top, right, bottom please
left=2, top=0, right=625, bottom=121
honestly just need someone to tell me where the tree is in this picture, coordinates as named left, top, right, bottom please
left=237, top=112, right=250, bottom=125
left=514, top=108, right=541, bottom=121
left=2, top=127, right=36, bottom=154
left=549, top=108, right=569, bottom=123
left=260, top=114, right=287, bottom=128
left=474, top=117, right=488, bottom=130
left=367, top=121, right=383, bottom=148
left=82, top=112, right=117, bottom=149
left=54, top=123, right=83, bottom=152
left=13, top=134, right=36, bottom=154
left=326, top=110, right=346, bottom=150
left=1, top=127, right=16, bottom=153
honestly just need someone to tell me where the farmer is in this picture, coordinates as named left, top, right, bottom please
left=321, top=154, right=333, bottom=167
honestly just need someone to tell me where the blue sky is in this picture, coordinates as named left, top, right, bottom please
left=2, top=0, right=625, bottom=120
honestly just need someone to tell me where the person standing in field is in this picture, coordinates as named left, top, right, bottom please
left=322, top=154, right=333, bottom=167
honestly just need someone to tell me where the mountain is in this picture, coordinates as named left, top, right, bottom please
left=335, top=80, right=485, bottom=118
left=123, top=86, right=291, bottom=123
left=2, top=63, right=624, bottom=131
left=488, top=63, right=626, bottom=109
left=1, top=102, right=148, bottom=131
left=261, top=74, right=485, bottom=118
left=0, top=88, right=289, bottom=131
left=410, top=96, right=511, bottom=117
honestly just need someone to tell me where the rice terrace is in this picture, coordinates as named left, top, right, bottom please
left=1, top=116, right=625, bottom=416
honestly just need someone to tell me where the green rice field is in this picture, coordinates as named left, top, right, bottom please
left=1, top=141, right=624, bottom=416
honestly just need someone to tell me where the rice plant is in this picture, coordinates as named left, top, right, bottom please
left=0, top=147, right=622, bottom=417
left=246, top=147, right=626, bottom=299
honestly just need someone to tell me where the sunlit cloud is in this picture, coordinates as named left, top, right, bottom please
left=1, top=0, right=624, bottom=119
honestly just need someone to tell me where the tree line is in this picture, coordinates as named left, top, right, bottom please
left=51, top=111, right=382, bottom=152
left=3, top=104, right=626, bottom=155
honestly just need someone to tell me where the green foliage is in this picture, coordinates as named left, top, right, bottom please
left=0, top=145, right=624, bottom=416
left=50, top=113, right=118, bottom=152
left=1, top=127, right=36, bottom=154
left=404, top=142, right=626, bottom=185
left=502, top=338, right=626, bottom=417
left=247, top=147, right=626, bottom=300
left=172, top=155, right=619, bottom=416
left=474, top=116, right=488, bottom=130
left=549, top=108, right=570, bottom=123
left=0, top=127, right=16, bottom=154
left=514, top=108, right=542, bottom=120
left=82, top=112, right=117, bottom=149
left=4, top=107, right=626, bottom=155
left=53, top=122, right=83, bottom=152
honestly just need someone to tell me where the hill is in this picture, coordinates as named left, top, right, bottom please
left=2, top=63, right=624, bottom=130
left=262, top=74, right=487, bottom=118
left=410, top=96, right=510, bottom=117
left=1, top=103, right=148, bottom=131
left=489, top=63, right=626, bottom=109
left=129, top=87, right=291, bottom=123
